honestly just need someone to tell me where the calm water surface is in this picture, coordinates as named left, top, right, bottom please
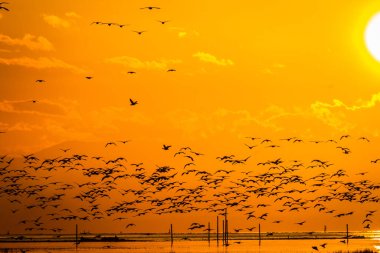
left=1, top=239, right=380, bottom=253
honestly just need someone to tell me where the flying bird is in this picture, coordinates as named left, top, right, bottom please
left=129, top=99, right=138, bottom=106
left=157, top=20, right=170, bottom=24
left=133, top=31, right=146, bottom=35
left=162, top=145, right=171, bottom=150
left=140, top=6, right=160, bottom=10
left=105, top=142, right=117, bottom=147
left=125, top=223, right=136, bottom=229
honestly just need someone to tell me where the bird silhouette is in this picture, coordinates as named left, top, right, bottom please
left=0, top=4, right=9, bottom=11
left=157, top=20, right=169, bottom=24
left=129, top=99, right=138, bottom=106
left=162, top=145, right=171, bottom=150
left=140, top=6, right=160, bottom=10
left=133, top=31, right=146, bottom=35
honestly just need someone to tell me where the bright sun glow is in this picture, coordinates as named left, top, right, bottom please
left=365, top=12, right=380, bottom=62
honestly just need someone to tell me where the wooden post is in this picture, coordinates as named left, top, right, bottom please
left=226, top=219, right=229, bottom=246
left=225, top=208, right=228, bottom=246
left=75, top=224, right=78, bottom=247
left=222, top=220, right=225, bottom=246
left=208, top=222, right=210, bottom=244
left=217, top=216, right=219, bottom=246
left=346, top=224, right=348, bottom=244
left=259, top=223, right=261, bottom=245
left=170, top=224, right=173, bottom=246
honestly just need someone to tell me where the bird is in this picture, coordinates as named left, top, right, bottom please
left=125, top=223, right=136, bottom=229
left=312, top=246, right=319, bottom=251
left=129, top=99, right=138, bottom=106
left=244, top=144, right=256, bottom=149
left=140, top=6, right=160, bottom=10
left=35, top=79, right=46, bottom=83
left=162, top=145, right=171, bottom=150
left=167, top=69, right=176, bottom=72
left=358, top=137, right=370, bottom=142
left=133, top=31, right=146, bottom=35
left=105, top=142, right=117, bottom=147
left=91, top=21, right=105, bottom=25
left=85, top=76, right=93, bottom=80
left=157, top=20, right=169, bottom=24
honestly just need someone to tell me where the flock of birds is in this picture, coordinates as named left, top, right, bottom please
left=0, top=135, right=379, bottom=252
left=0, top=135, right=379, bottom=239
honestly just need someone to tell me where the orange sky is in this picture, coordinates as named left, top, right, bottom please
left=1, top=0, right=380, bottom=234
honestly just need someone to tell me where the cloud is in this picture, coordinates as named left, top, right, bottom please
left=193, top=52, right=234, bottom=66
left=0, top=56, right=86, bottom=73
left=168, top=27, right=199, bottom=38
left=0, top=33, right=54, bottom=51
left=311, top=92, right=380, bottom=112
left=105, top=56, right=182, bottom=70
left=165, top=107, right=291, bottom=140
left=178, top=32, right=187, bottom=38
left=0, top=100, right=67, bottom=116
left=263, top=63, right=286, bottom=74
left=65, top=12, right=81, bottom=18
left=309, top=94, right=380, bottom=132
left=43, top=14, right=71, bottom=28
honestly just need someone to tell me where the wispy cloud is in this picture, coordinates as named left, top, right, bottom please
left=43, top=14, right=70, bottom=28
left=65, top=12, right=81, bottom=19
left=0, top=56, right=86, bottom=73
left=311, top=92, right=380, bottom=112
left=105, top=56, right=181, bottom=70
left=165, top=107, right=292, bottom=140
left=0, top=33, right=54, bottom=51
left=309, top=94, right=380, bottom=132
left=169, top=27, right=200, bottom=38
left=263, top=63, right=286, bottom=74
left=0, top=100, right=67, bottom=116
left=193, top=52, right=234, bottom=66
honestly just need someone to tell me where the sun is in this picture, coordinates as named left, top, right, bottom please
left=365, top=12, right=380, bottom=62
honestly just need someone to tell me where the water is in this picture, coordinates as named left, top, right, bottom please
left=0, top=239, right=379, bottom=253
left=1, top=233, right=380, bottom=253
